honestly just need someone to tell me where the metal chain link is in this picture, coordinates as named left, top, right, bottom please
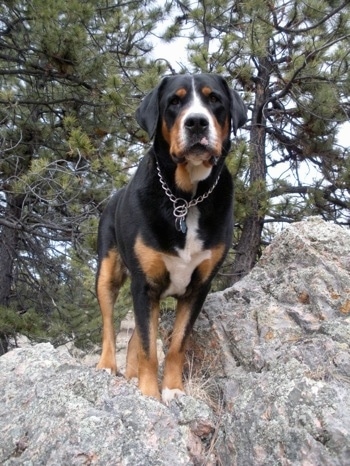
left=155, top=159, right=221, bottom=231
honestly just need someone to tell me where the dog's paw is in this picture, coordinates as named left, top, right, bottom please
left=162, top=387, right=185, bottom=405
left=96, top=361, right=117, bottom=375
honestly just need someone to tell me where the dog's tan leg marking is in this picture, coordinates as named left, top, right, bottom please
left=96, top=249, right=126, bottom=374
left=197, top=243, right=226, bottom=282
left=161, top=245, right=225, bottom=403
left=162, top=301, right=190, bottom=403
left=134, top=236, right=167, bottom=282
left=125, top=329, right=139, bottom=379
left=138, top=303, right=161, bottom=399
left=134, top=237, right=168, bottom=399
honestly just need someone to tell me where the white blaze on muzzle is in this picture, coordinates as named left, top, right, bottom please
left=176, top=78, right=219, bottom=157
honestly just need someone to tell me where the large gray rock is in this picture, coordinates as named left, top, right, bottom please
left=1, top=217, right=350, bottom=465
left=0, top=343, right=214, bottom=465
left=195, top=217, right=350, bottom=465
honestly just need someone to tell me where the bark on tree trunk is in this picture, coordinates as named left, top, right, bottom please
left=0, top=194, right=23, bottom=355
left=230, top=56, right=271, bottom=285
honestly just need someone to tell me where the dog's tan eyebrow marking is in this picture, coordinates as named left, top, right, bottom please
left=175, top=88, right=187, bottom=98
left=201, top=86, right=213, bottom=96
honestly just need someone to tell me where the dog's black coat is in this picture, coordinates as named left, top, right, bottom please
left=96, top=73, right=246, bottom=402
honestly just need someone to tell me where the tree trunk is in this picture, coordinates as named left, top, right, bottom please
left=0, top=194, right=23, bottom=354
left=230, top=56, right=271, bottom=284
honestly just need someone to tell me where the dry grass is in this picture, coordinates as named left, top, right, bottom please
left=183, top=351, right=223, bottom=413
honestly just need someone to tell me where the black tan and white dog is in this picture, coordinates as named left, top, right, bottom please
left=96, top=73, right=247, bottom=403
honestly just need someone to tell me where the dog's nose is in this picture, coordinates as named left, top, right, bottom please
left=184, top=114, right=209, bottom=134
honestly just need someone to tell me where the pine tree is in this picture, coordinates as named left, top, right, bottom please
left=0, top=0, right=166, bottom=352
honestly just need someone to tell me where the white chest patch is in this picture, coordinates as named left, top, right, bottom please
left=161, top=208, right=211, bottom=298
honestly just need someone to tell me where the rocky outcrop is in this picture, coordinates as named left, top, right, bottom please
left=194, top=217, right=350, bottom=465
left=0, top=343, right=216, bottom=465
left=1, top=217, right=350, bottom=465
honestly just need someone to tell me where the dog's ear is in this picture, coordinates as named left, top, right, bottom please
left=230, top=89, right=247, bottom=135
left=136, top=78, right=168, bottom=140
left=218, top=75, right=247, bottom=135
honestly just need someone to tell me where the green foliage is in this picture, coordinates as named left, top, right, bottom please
left=44, top=251, right=132, bottom=349
left=1, top=255, right=132, bottom=350
left=0, top=0, right=166, bottom=348
left=1, top=0, right=349, bottom=346
left=0, top=306, right=44, bottom=339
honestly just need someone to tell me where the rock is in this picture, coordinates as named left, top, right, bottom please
left=194, top=217, right=350, bottom=465
left=0, top=343, right=209, bottom=465
left=8, top=334, right=33, bottom=350
left=1, top=217, right=350, bottom=465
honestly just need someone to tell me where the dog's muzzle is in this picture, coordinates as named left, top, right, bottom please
left=171, top=113, right=219, bottom=165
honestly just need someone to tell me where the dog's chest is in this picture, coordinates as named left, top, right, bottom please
left=161, top=208, right=211, bottom=297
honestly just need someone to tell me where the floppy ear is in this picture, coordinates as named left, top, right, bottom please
left=136, top=78, right=168, bottom=140
left=230, top=89, right=247, bottom=135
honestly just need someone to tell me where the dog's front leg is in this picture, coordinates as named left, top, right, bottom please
left=162, top=286, right=210, bottom=404
left=161, top=300, right=188, bottom=403
left=131, top=278, right=161, bottom=400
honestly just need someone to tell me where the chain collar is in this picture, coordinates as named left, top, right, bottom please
left=155, top=159, right=221, bottom=234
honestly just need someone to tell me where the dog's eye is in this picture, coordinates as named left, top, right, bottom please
left=170, top=96, right=180, bottom=106
left=209, top=94, right=219, bottom=103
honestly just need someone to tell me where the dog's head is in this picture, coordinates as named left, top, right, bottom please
left=136, top=74, right=246, bottom=187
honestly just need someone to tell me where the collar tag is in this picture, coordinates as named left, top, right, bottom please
left=175, top=217, right=187, bottom=234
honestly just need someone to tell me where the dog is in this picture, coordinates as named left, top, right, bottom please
left=96, top=73, right=247, bottom=403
